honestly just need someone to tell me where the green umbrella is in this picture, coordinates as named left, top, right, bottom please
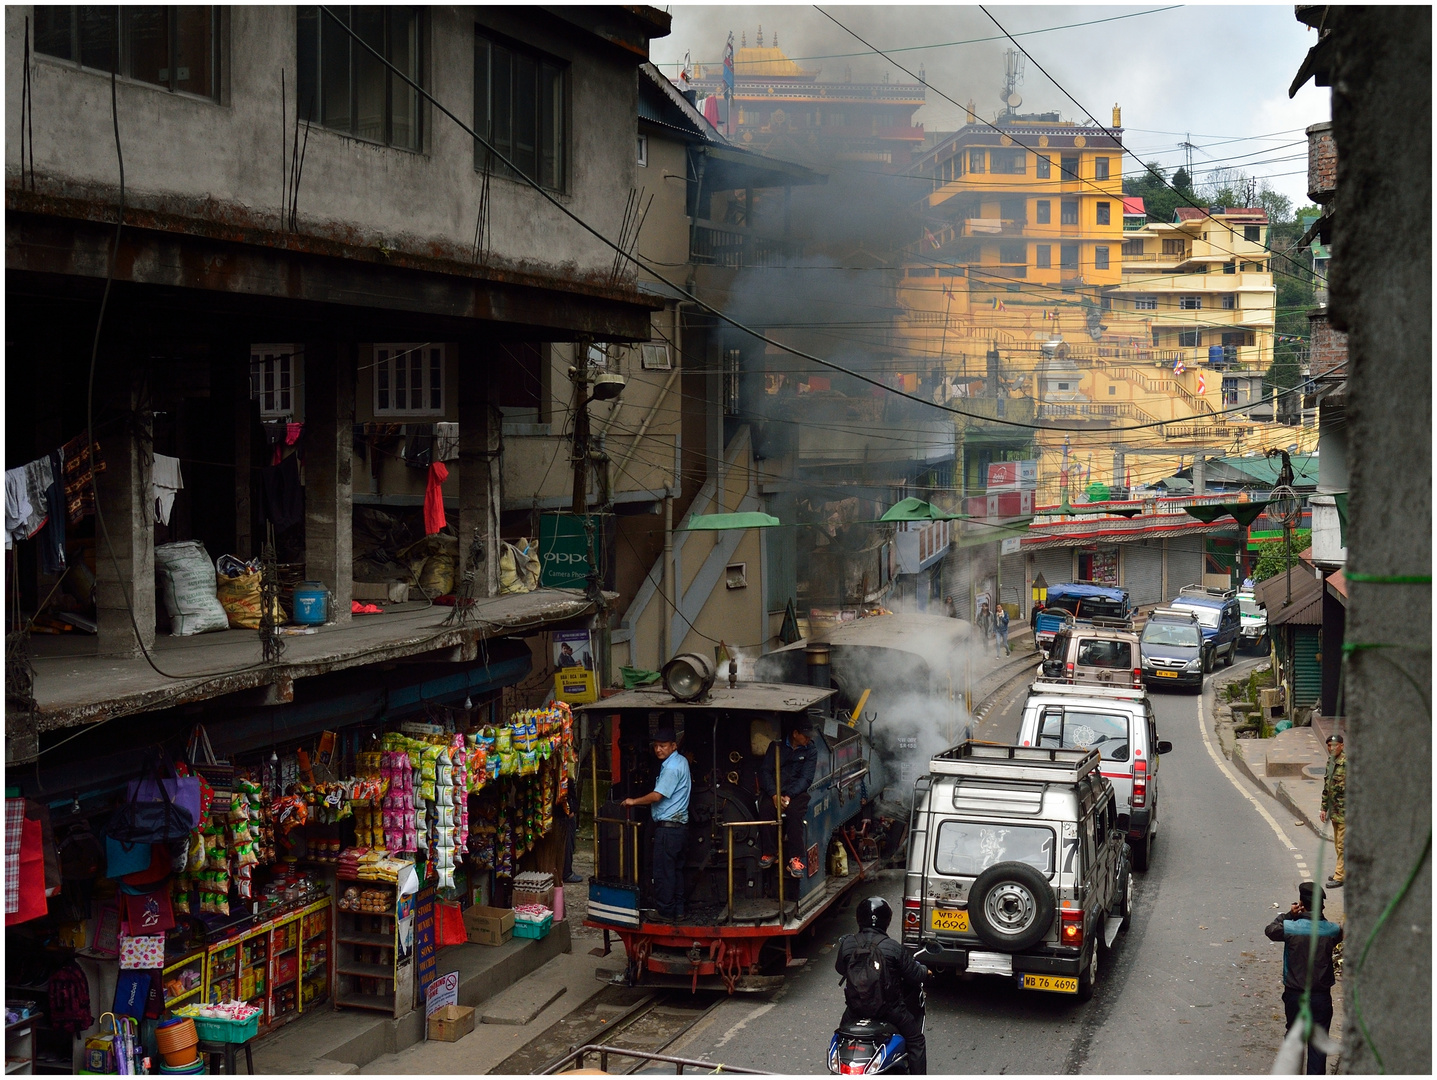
left=681, top=511, right=783, bottom=531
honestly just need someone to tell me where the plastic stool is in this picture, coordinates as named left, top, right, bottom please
left=197, top=1038, right=255, bottom=1075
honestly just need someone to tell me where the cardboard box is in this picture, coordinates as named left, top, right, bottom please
left=427, top=1004, right=475, bottom=1042
left=463, top=905, right=514, bottom=946
left=351, top=580, right=410, bottom=603
left=512, top=885, right=555, bottom=910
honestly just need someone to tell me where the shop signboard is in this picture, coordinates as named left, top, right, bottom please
left=987, top=461, right=1038, bottom=493
left=553, top=630, right=594, bottom=671
left=539, top=514, right=598, bottom=589
left=554, top=668, right=598, bottom=705
left=413, top=887, right=438, bottom=1007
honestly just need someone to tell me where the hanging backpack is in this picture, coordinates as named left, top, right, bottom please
left=49, top=961, right=94, bottom=1035
left=841, top=933, right=888, bottom=1018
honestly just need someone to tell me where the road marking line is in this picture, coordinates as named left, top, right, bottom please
left=712, top=1001, right=776, bottom=1049
left=1197, top=696, right=1299, bottom=853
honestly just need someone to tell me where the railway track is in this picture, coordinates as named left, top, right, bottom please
left=970, top=650, right=1042, bottom=736
left=492, top=983, right=730, bottom=1075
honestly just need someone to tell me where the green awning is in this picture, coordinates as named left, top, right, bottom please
left=681, top=512, right=782, bottom=531
left=1334, top=493, right=1348, bottom=547
left=1183, top=500, right=1272, bottom=528
left=879, top=497, right=965, bottom=522
left=1065, top=503, right=1144, bottom=519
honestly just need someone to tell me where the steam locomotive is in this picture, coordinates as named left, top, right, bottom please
left=579, top=643, right=887, bottom=993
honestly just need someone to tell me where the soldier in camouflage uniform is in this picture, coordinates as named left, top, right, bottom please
left=1320, top=733, right=1345, bottom=887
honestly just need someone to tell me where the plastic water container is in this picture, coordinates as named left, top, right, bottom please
left=293, top=581, right=328, bottom=624
left=1208, top=344, right=1224, bottom=367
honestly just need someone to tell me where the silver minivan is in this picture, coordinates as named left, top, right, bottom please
left=1018, top=682, right=1172, bottom=871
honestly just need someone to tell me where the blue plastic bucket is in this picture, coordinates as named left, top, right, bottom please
left=293, top=582, right=328, bottom=624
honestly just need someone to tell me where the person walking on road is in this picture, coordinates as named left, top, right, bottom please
left=621, top=727, right=690, bottom=922
left=995, top=605, right=1010, bottom=656
left=759, top=720, right=818, bottom=877
left=835, top=897, right=929, bottom=1074
left=977, top=600, right=993, bottom=641
left=1320, top=734, right=1345, bottom=888
left=1265, top=881, right=1343, bottom=1075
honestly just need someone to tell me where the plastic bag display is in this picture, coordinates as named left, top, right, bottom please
left=155, top=541, right=230, bottom=636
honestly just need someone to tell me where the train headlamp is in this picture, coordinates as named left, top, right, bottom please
left=662, top=653, right=716, bottom=702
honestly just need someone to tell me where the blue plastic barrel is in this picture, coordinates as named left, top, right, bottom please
left=1208, top=344, right=1224, bottom=367
left=293, top=581, right=328, bottom=624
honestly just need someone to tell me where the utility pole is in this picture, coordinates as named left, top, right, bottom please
left=571, top=336, right=592, bottom=515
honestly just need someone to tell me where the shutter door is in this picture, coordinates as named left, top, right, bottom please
left=1292, top=627, right=1322, bottom=706
left=1000, top=551, right=1026, bottom=611
left=1033, top=548, right=1072, bottom=593
left=1123, top=541, right=1164, bottom=608
left=1166, top=536, right=1205, bottom=602
left=943, top=547, right=972, bottom=618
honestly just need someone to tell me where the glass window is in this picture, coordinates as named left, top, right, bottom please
left=1171, top=601, right=1220, bottom=628
left=1134, top=295, right=1156, bottom=310
left=250, top=344, right=299, bottom=419
left=1060, top=155, right=1079, bottom=179
left=34, top=7, right=218, bottom=98
left=1036, top=708, right=1131, bottom=761
left=1036, top=245, right=1051, bottom=269
left=999, top=242, right=1026, bottom=265
left=1096, top=202, right=1111, bottom=226
left=1036, top=200, right=1051, bottom=225
left=374, top=344, right=445, bottom=416
left=1222, top=294, right=1236, bottom=310
left=991, top=149, right=1026, bottom=174
left=475, top=28, right=567, bottom=190
left=1094, top=245, right=1110, bottom=270
left=968, top=148, right=985, bottom=174
left=1239, top=598, right=1263, bottom=618
left=1094, top=156, right=1110, bottom=180
left=1179, top=295, right=1202, bottom=310
left=297, top=6, right=423, bottom=151
left=1076, top=638, right=1131, bottom=669
left=1036, top=154, right=1051, bottom=179
left=1060, top=200, right=1079, bottom=225
left=934, top=821, right=1054, bottom=877
left=1244, top=225, right=1261, bottom=242
left=1060, top=243, right=1079, bottom=270
left=1142, top=622, right=1202, bottom=647
left=1178, top=328, right=1201, bottom=348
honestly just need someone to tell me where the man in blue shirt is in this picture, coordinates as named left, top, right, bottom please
left=1265, top=881, right=1343, bottom=1075
left=622, top=726, right=691, bottom=922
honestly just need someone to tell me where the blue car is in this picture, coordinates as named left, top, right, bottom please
left=1169, top=586, right=1242, bottom=669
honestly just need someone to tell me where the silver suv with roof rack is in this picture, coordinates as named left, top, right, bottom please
left=903, top=742, right=1131, bottom=1002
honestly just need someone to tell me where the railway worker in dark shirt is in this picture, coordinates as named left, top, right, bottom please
left=759, top=719, right=819, bottom=878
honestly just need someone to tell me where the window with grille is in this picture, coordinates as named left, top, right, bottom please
left=1096, top=202, right=1111, bottom=226
left=1094, top=246, right=1110, bottom=270
left=1060, top=244, right=1079, bottom=270
left=35, top=7, right=220, bottom=98
left=1036, top=155, right=1051, bottom=179
left=1122, top=239, right=1144, bottom=256
left=296, top=6, right=422, bottom=150
left=991, top=149, right=1026, bottom=174
left=1060, top=200, right=1079, bottom=225
left=1244, top=225, right=1261, bottom=242
left=723, top=349, right=741, bottom=417
left=1221, top=294, right=1236, bottom=310
left=474, top=28, right=567, bottom=189
left=1133, top=295, right=1157, bottom=310
left=1161, top=239, right=1186, bottom=256
left=1036, top=200, right=1051, bottom=225
left=1060, top=155, right=1079, bottom=179
left=251, top=345, right=299, bottom=418
left=374, top=344, right=445, bottom=416
left=1179, top=295, right=1202, bottom=310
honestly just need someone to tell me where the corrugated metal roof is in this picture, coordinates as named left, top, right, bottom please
left=1254, top=564, right=1324, bottom=625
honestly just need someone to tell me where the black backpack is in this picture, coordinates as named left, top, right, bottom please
left=842, top=934, right=888, bottom=1017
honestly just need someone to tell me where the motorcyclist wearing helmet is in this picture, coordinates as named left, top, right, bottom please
left=834, top=897, right=930, bottom=1074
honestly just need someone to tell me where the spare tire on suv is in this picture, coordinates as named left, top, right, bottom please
left=968, top=861, right=1056, bottom=952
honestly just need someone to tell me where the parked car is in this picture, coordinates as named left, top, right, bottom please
left=1039, top=625, right=1143, bottom=690
left=1237, top=591, right=1268, bottom=652
left=904, top=742, right=1131, bottom=1001
left=1139, top=608, right=1207, bottom=690
left=1169, top=586, right=1241, bottom=668
left=1034, top=583, right=1134, bottom=654
left=1018, top=681, right=1170, bottom=870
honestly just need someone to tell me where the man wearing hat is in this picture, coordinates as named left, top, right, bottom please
left=1320, top=733, right=1345, bottom=888
left=759, top=719, right=819, bottom=878
left=1265, top=881, right=1343, bottom=1074
left=621, top=727, right=690, bottom=922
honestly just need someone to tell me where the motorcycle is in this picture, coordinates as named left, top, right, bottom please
left=826, top=984, right=927, bottom=1075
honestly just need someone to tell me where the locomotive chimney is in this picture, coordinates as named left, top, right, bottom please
left=805, top=642, right=832, bottom=689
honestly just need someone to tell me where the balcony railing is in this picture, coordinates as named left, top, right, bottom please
left=690, top=223, right=803, bottom=269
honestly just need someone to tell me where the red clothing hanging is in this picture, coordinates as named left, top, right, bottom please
left=424, top=461, right=449, bottom=535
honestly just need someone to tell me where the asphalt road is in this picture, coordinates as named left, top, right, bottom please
left=665, top=653, right=1334, bottom=1074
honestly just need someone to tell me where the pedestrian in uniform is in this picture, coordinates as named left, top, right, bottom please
left=621, top=727, right=690, bottom=922
left=1320, top=734, right=1345, bottom=888
left=835, top=897, right=929, bottom=1074
left=1265, top=881, right=1343, bottom=1075
left=995, top=605, right=1010, bottom=656
left=759, top=720, right=818, bottom=878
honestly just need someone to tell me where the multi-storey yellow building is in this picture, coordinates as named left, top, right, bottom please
left=897, top=107, right=1310, bottom=505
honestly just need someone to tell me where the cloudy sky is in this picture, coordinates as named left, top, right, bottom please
left=650, top=5, right=1330, bottom=208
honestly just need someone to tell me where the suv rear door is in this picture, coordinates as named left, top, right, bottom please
left=1033, top=702, right=1139, bottom=815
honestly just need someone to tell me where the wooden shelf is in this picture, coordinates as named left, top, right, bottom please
left=337, top=932, right=394, bottom=948
left=164, top=986, right=203, bottom=1007
left=335, top=992, right=396, bottom=1013
left=274, top=945, right=297, bottom=957
left=336, top=963, right=395, bottom=980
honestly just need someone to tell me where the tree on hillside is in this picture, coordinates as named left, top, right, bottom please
left=1123, top=161, right=1194, bottom=224
left=1253, top=530, right=1311, bottom=582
